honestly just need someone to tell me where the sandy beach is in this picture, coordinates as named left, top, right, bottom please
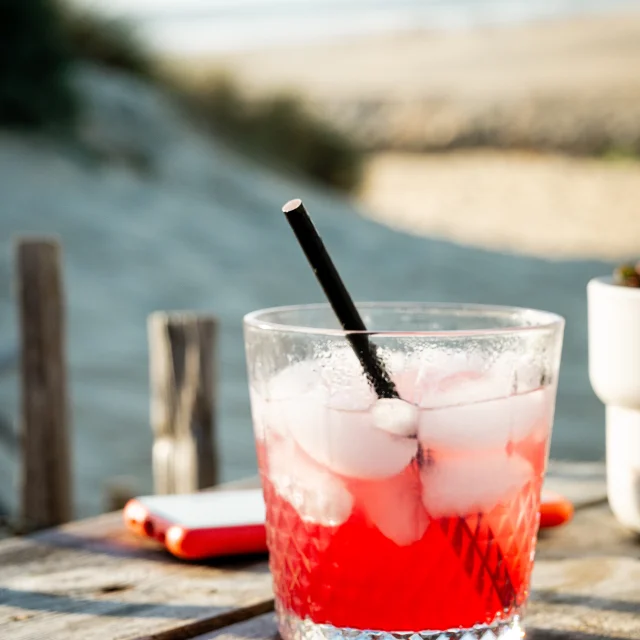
left=360, top=151, right=640, bottom=260
left=176, top=12, right=640, bottom=104
left=177, top=11, right=640, bottom=154
left=168, top=12, right=640, bottom=260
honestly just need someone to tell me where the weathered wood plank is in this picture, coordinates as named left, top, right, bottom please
left=529, top=556, right=640, bottom=639
left=190, top=612, right=277, bottom=640
left=533, top=461, right=640, bottom=638
left=16, top=237, right=71, bottom=532
left=527, top=631, right=639, bottom=640
left=530, top=464, right=640, bottom=639
left=537, top=501, right=640, bottom=561
left=0, top=485, right=272, bottom=640
left=149, top=312, right=219, bottom=495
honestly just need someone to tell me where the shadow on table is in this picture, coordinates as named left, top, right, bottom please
left=528, top=629, right=634, bottom=640
left=0, top=586, right=225, bottom=619
left=22, top=526, right=270, bottom=569
left=533, top=589, right=640, bottom=614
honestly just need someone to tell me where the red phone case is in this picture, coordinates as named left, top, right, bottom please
left=539, top=490, right=574, bottom=528
left=164, top=521, right=267, bottom=560
left=123, top=496, right=268, bottom=560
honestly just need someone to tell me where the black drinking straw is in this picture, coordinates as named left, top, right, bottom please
left=282, top=198, right=398, bottom=400
left=281, top=198, right=516, bottom=612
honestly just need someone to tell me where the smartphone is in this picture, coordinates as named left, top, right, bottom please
left=540, top=490, right=574, bottom=528
left=123, top=489, right=267, bottom=560
left=124, top=485, right=570, bottom=560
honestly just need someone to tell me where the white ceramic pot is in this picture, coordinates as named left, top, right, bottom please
left=588, top=276, right=640, bottom=532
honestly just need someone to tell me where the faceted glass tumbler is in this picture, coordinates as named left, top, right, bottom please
left=244, top=303, right=564, bottom=640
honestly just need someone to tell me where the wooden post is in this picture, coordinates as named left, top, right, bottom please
left=148, top=312, right=218, bottom=494
left=16, top=238, right=72, bottom=531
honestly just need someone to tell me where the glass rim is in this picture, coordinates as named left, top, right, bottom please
left=243, top=302, right=564, bottom=338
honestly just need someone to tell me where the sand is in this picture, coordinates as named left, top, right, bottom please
left=173, top=12, right=640, bottom=105
left=360, top=151, right=640, bottom=260
left=173, top=11, right=640, bottom=156
left=167, top=11, right=640, bottom=260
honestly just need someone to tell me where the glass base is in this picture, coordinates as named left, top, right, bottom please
left=277, top=609, right=524, bottom=640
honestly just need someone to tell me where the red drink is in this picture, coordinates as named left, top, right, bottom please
left=253, top=361, right=552, bottom=634
left=259, top=430, right=545, bottom=633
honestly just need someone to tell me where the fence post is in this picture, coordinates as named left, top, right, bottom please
left=16, top=237, right=72, bottom=531
left=148, top=312, right=218, bottom=494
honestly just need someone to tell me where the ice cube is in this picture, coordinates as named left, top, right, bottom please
left=266, top=359, right=417, bottom=478
left=290, top=401, right=418, bottom=478
left=268, top=437, right=354, bottom=526
left=263, top=388, right=326, bottom=440
left=371, top=398, right=419, bottom=437
left=512, top=363, right=549, bottom=394
left=508, top=388, right=553, bottom=443
left=355, top=464, right=429, bottom=546
left=421, top=452, right=533, bottom=517
left=392, top=352, right=508, bottom=410
left=418, top=388, right=551, bottom=452
left=426, top=369, right=511, bottom=409
left=393, top=352, right=464, bottom=406
left=263, top=361, right=327, bottom=438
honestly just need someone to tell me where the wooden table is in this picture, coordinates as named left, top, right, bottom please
left=1, top=463, right=639, bottom=640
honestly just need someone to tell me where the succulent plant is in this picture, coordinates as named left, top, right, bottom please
left=613, top=263, right=640, bottom=288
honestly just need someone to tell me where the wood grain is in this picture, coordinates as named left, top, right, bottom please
left=530, top=555, right=640, bottom=639
left=0, top=495, right=272, bottom=639
left=537, top=502, right=640, bottom=562
left=189, top=612, right=277, bottom=640
left=148, top=313, right=219, bottom=494
left=16, top=238, right=71, bottom=532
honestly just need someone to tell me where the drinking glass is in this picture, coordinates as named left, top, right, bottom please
left=244, top=303, right=564, bottom=640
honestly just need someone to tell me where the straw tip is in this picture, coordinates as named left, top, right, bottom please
left=282, top=198, right=303, bottom=214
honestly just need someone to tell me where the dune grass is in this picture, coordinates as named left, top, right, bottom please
left=0, top=0, right=364, bottom=192
left=188, top=77, right=363, bottom=192
left=0, top=0, right=77, bottom=128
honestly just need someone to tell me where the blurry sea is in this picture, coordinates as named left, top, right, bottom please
left=70, top=0, right=640, bottom=54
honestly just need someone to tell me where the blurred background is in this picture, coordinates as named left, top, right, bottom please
left=1, top=0, right=639, bottom=521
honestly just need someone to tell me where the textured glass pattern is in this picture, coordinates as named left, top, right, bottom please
left=264, top=468, right=541, bottom=632
left=278, top=609, right=524, bottom=640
